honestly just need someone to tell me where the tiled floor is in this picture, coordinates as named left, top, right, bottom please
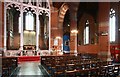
left=17, top=61, right=43, bottom=76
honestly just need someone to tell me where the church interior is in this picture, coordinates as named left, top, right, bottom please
left=0, top=0, right=120, bottom=76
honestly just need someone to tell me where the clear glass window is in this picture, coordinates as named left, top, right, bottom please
left=110, top=8, right=116, bottom=42
left=25, top=11, right=34, bottom=30
left=84, top=20, right=89, bottom=44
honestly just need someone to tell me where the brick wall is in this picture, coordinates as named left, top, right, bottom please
left=0, top=2, right=4, bottom=49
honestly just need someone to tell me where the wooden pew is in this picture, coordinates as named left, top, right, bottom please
left=1, top=57, right=18, bottom=77
left=41, top=54, right=120, bottom=77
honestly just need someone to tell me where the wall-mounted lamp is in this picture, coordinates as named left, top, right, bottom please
left=71, top=30, right=78, bottom=34
left=100, top=32, right=108, bottom=36
left=101, top=32, right=108, bottom=36
left=119, top=29, right=120, bottom=31
left=68, top=24, right=70, bottom=27
left=56, top=36, right=61, bottom=39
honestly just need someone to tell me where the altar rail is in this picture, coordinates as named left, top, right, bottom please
left=3, top=50, right=50, bottom=57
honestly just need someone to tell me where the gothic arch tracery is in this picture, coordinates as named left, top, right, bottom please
left=4, top=0, right=51, bottom=51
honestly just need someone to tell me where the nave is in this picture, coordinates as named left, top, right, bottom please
left=1, top=1, right=120, bottom=77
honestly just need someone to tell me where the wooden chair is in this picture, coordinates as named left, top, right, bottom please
left=107, top=65, right=115, bottom=76
left=54, top=65, right=66, bottom=77
left=99, top=61, right=108, bottom=76
left=113, top=64, right=120, bottom=76
left=2, top=57, right=18, bottom=77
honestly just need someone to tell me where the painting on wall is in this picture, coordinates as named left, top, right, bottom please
left=54, top=39, right=58, bottom=46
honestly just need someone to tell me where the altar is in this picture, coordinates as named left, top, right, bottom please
left=22, top=45, right=37, bottom=56
left=22, top=50, right=37, bottom=56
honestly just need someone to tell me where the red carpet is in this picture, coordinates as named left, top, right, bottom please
left=18, top=56, right=40, bottom=63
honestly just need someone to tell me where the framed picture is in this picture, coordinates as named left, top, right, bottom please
left=54, top=39, right=58, bottom=46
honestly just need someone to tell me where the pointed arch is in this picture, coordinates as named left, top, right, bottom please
left=58, top=3, right=69, bottom=23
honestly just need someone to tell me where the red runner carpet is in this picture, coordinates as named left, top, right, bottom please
left=18, top=56, right=40, bottom=63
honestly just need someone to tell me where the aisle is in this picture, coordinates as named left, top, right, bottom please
left=17, top=61, right=43, bottom=76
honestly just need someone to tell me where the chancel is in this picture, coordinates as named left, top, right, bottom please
left=0, top=0, right=120, bottom=77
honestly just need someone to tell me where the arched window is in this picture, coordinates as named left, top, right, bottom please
left=110, top=8, right=116, bottom=42
left=25, top=11, right=34, bottom=30
left=84, top=20, right=89, bottom=44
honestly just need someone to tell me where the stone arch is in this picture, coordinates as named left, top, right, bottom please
left=58, top=3, right=69, bottom=23
left=55, top=3, right=69, bottom=51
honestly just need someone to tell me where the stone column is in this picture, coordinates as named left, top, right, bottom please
left=36, top=13, right=39, bottom=51
left=48, top=13, right=51, bottom=53
left=98, top=3, right=111, bottom=61
left=4, top=3, right=7, bottom=51
left=19, top=5, right=23, bottom=50
left=58, top=22, right=63, bottom=51
left=69, top=12, right=78, bottom=54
